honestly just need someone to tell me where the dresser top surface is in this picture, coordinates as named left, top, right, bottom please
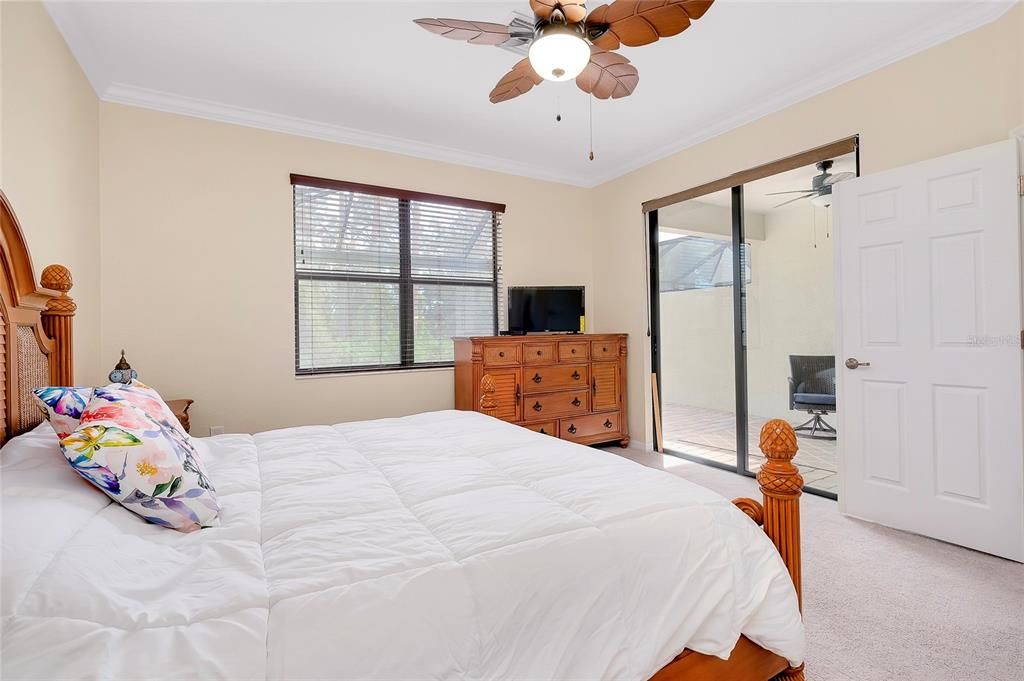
left=454, top=333, right=627, bottom=342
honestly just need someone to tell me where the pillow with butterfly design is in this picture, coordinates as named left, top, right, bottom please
left=32, top=386, right=95, bottom=439
left=59, top=381, right=220, bottom=532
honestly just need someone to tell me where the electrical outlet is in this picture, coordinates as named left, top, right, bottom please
left=209, top=425, right=225, bottom=436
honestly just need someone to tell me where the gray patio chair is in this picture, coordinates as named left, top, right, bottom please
left=788, top=355, right=837, bottom=440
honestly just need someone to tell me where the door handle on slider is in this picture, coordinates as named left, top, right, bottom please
left=845, top=358, right=871, bottom=370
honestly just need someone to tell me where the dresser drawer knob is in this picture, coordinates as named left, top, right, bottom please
left=604, top=419, right=613, bottom=429
left=498, top=351, right=505, bottom=358
left=571, top=370, right=581, bottom=380
left=571, top=348, right=577, bottom=354
left=539, top=427, right=547, bottom=434
left=571, top=397, right=581, bottom=407
left=602, top=347, right=607, bottom=352
left=537, top=350, right=543, bottom=356
left=532, top=401, right=543, bottom=412
left=567, top=424, right=577, bottom=435
left=532, top=373, right=542, bottom=383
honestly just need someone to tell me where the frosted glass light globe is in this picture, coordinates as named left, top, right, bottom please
left=529, top=31, right=590, bottom=82
left=810, top=192, right=833, bottom=208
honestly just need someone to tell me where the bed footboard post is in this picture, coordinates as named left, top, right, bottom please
left=40, top=265, right=75, bottom=385
left=757, top=419, right=805, bottom=681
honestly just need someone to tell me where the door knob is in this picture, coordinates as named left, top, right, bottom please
left=845, top=357, right=871, bottom=370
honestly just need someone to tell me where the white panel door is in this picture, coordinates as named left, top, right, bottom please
left=835, top=139, right=1023, bottom=561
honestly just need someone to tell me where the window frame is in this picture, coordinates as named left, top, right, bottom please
left=291, top=174, right=505, bottom=376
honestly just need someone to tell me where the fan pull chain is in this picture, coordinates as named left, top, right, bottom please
left=812, top=205, right=818, bottom=249
left=826, top=209, right=831, bottom=239
left=588, top=95, right=595, bottom=161
left=556, top=94, right=562, bottom=123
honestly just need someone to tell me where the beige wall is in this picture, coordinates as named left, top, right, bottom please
left=98, top=104, right=594, bottom=434
left=0, top=1, right=102, bottom=383
left=591, top=5, right=1023, bottom=447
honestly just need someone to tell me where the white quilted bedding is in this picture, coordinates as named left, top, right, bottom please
left=1, top=410, right=804, bottom=680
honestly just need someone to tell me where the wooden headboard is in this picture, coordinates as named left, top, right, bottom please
left=0, top=190, right=75, bottom=445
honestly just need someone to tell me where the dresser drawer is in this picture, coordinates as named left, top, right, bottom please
left=522, top=342, right=556, bottom=365
left=483, top=344, right=520, bottom=366
left=524, top=388, right=589, bottom=420
left=522, top=420, right=557, bottom=437
left=558, top=341, right=589, bottom=362
left=523, top=364, right=589, bottom=394
left=560, top=412, right=621, bottom=441
left=591, top=340, right=618, bottom=361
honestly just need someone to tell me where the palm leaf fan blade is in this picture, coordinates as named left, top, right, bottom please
left=414, top=18, right=511, bottom=46
left=490, top=59, right=543, bottom=104
left=586, top=0, right=715, bottom=50
left=576, top=47, right=639, bottom=100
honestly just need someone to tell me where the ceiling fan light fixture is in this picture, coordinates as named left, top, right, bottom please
left=810, top=192, right=833, bottom=208
left=528, top=21, right=590, bottom=82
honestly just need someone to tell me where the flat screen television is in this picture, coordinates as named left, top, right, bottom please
left=508, top=286, right=585, bottom=334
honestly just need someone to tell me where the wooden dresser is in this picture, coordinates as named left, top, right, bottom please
left=454, top=333, right=628, bottom=447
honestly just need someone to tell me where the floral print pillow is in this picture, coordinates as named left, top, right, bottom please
left=32, top=386, right=95, bottom=439
left=59, top=381, right=220, bottom=532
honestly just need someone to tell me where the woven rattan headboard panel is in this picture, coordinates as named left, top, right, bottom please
left=0, top=191, right=75, bottom=444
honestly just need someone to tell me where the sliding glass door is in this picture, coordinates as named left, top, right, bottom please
left=648, top=145, right=858, bottom=498
left=651, top=189, right=740, bottom=471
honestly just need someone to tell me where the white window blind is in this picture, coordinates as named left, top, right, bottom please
left=292, top=175, right=504, bottom=374
left=658, top=235, right=751, bottom=293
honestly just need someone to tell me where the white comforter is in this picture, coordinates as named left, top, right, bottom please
left=1, top=410, right=803, bottom=680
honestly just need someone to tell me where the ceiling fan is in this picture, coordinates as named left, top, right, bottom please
left=766, top=160, right=856, bottom=208
left=414, top=1, right=715, bottom=104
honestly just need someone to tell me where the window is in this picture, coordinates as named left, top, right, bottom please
left=292, top=175, right=504, bottom=374
left=658, top=234, right=751, bottom=293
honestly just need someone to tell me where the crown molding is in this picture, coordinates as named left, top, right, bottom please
left=99, top=83, right=590, bottom=188
left=46, top=0, right=1016, bottom=189
left=586, top=0, right=1017, bottom=187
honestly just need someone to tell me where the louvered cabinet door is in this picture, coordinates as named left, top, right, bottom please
left=477, top=367, right=521, bottom=423
left=591, top=361, right=620, bottom=412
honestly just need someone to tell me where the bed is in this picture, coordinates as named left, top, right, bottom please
left=0, top=191, right=806, bottom=680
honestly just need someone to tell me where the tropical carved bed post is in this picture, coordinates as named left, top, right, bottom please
left=733, top=419, right=805, bottom=681
left=39, top=264, right=75, bottom=385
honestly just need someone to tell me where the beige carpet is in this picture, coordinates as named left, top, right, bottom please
left=610, top=448, right=1024, bottom=681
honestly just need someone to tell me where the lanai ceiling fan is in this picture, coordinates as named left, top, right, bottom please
left=767, top=160, right=856, bottom=208
left=414, top=1, right=715, bottom=104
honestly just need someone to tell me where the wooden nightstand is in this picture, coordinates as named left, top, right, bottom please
left=166, top=399, right=194, bottom=434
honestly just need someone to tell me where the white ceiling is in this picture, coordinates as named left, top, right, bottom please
left=46, top=0, right=1014, bottom=187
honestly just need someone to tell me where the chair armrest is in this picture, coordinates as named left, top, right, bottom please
left=787, top=378, right=796, bottom=410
